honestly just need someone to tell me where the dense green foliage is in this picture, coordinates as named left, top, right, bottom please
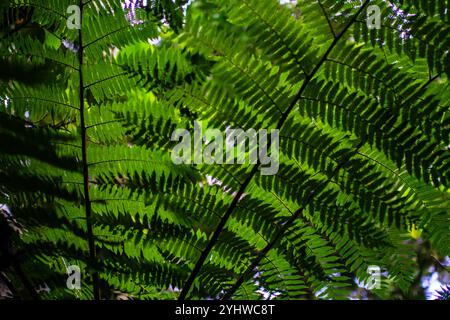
left=0, top=0, right=449, bottom=300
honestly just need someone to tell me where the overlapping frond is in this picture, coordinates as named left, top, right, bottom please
left=1, top=0, right=448, bottom=301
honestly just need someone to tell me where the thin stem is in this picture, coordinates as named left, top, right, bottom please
left=222, top=141, right=365, bottom=299
left=78, top=0, right=100, bottom=300
left=177, top=0, right=371, bottom=300
left=222, top=1, right=371, bottom=298
left=318, top=0, right=336, bottom=38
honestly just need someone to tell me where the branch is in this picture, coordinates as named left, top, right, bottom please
left=177, top=0, right=371, bottom=300
left=222, top=1, right=371, bottom=298
left=318, top=0, right=336, bottom=38
left=78, top=0, right=100, bottom=300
